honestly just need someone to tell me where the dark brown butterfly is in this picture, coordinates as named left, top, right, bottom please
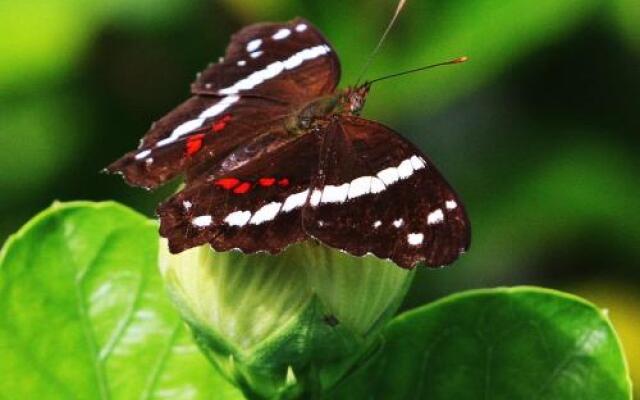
left=107, top=16, right=470, bottom=268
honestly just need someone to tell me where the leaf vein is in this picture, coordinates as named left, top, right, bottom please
left=139, top=320, right=183, bottom=400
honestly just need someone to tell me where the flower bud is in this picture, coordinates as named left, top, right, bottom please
left=159, top=240, right=414, bottom=399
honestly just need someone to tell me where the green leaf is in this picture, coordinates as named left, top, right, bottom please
left=330, top=287, right=632, bottom=400
left=0, top=201, right=243, bottom=400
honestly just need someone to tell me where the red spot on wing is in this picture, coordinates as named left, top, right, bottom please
left=212, top=114, right=233, bottom=133
left=215, top=178, right=240, bottom=190
left=185, top=134, right=205, bottom=156
left=215, top=177, right=287, bottom=193
left=258, top=177, right=276, bottom=187
left=233, top=182, right=252, bottom=194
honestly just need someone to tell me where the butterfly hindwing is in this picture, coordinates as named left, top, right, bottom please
left=302, top=116, right=470, bottom=268
left=158, top=132, right=321, bottom=254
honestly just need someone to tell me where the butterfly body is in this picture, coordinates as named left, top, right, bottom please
left=107, top=18, right=470, bottom=269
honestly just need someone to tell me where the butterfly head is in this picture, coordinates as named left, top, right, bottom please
left=343, top=83, right=371, bottom=115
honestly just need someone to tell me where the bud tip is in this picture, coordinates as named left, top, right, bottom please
left=285, top=366, right=297, bottom=386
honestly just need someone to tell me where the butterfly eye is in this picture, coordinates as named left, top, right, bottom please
left=350, top=96, right=365, bottom=114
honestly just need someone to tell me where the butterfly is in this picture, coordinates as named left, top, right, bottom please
left=106, top=16, right=470, bottom=269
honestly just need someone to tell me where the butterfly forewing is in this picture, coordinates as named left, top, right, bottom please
left=192, top=18, right=341, bottom=101
left=302, top=116, right=470, bottom=268
left=107, top=96, right=291, bottom=188
left=107, top=18, right=340, bottom=189
left=158, top=132, right=321, bottom=254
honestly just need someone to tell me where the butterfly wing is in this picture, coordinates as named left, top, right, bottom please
left=106, top=96, right=290, bottom=188
left=107, top=18, right=340, bottom=189
left=158, top=132, right=320, bottom=254
left=302, top=116, right=470, bottom=268
left=192, top=17, right=340, bottom=100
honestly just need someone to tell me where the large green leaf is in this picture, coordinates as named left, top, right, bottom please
left=0, top=201, right=243, bottom=400
left=330, top=287, right=632, bottom=399
left=1, top=202, right=632, bottom=399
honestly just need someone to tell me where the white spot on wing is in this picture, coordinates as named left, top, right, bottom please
left=446, top=200, right=458, bottom=210
left=182, top=200, right=192, bottom=210
left=348, top=176, right=372, bottom=199
left=246, top=39, right=262, bottom=52
left=282, top=190, right=309, bottom=212
left=237, top=60, right=246, bottom=66
left=407, top=233, right=424, bottom=246
left=272, top=28, right=291, bottom=40
left=295, top=23, right=308, bottom=32
left=410, top=155, right=426, bottom=170
left=393, top=218, right=404, bottom=228
left=250, top=202, right=282, bottom=225
left=373, top=220, right=382, bottom=228
left=377, top=167, right=399, bottom=185
left=397, top=159, right=414, bottom=179
left=321, top=183, right=350, bottom=204
left=224, top=211, right=252, bottom=227
left=370, top=177, right=385, bottom=193
left=250, top=50, right=263, bottom=59
left=310, top=189, right=322, bottom=207
left=134, top=149, right=151, bottom=160
left=427, top=209, right=444, bottom=225
left=192, top=215, right=212, bottom=227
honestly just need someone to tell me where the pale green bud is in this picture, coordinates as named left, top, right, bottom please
left=159, top=240, right=414, bottom=399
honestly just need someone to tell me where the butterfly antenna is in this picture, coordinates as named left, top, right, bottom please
left=367, top=56, right=468, bottom=85
left=355, top=0, right=407, bottom=86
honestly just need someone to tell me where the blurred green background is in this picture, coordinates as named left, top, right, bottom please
left=1, top=0, right=638, bottom=393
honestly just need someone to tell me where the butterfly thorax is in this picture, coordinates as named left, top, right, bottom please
left=287, top=84, right=371, bottom=134
left=288, top=96, right=339, bottom=133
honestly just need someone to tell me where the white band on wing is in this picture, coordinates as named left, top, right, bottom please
left=135, top=43, right=332, bottom=160
left=190, top=154, right=427, bottom=229
left=218, top=45, right=331, bottom=95
left=318, top=155, right=426, bottom=205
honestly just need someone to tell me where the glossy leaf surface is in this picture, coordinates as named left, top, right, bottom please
left=331, top=287, right=632, bottom=400
left=0, top=202, right=242, bottom=399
